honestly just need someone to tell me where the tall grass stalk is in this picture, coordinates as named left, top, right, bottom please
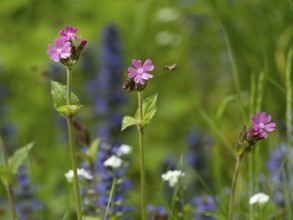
left=248, top=74, right=256, bottom=220
left=138, top=91, right=146, bottom=220
left=285, top=49, right=292, bottom=219
left=104, top=178, right=117, bottom=220
left=66, top=67, right=82, bottom=220
left=254, top=71, right=265, bottom=191
left=205, top=0, right=246, bottom=121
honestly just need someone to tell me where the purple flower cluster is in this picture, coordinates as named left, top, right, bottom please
left=0, top=66, right=17, bottom=151
left=14, top=166, right=42, bottom=220
left=147, top=205, right=168, bottom=220
left=190, top=196, right=216, bottom=220
left=47, top=25, right=87, bottom=63
left=81, top=143, right=132, bottom=219
left=84, top=24, right=127, bottom=142
left=267, top=144, right=293, bottom=207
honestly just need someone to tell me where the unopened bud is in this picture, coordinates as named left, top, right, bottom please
left=122, top=78, right=147, bottom=92
left=246, top=127, right=265, bottom=144
left=77, top=40, right=87, bottom=55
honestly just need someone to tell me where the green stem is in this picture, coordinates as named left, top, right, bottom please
left=6, top=185, right=17, bottom=220
left=0, top=136, right=17, bottom=220
left=138, top=91, right=146, bottom=220
left=66, top=67, right=82, bottom=220
left=228, top=156, right=242, bottom=220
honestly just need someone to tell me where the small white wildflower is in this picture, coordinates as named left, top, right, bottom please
left=116, top=144, right=132, bottom=156
left=103, top=155, right=123, bottom=169
left=156, top=8, right=181, bottom=22
left=64, top=168, right=93, bottom=183
left=249, top=192, right=270, bottom=205
left=161, top=170, right=185, bottom=187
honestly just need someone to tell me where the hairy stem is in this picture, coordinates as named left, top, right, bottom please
left=138, top=91, right=146, bottom=220
left=228, top=156, right=242, bottom=220
left=66, top=67, right=82, bottom=220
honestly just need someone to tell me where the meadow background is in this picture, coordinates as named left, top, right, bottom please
left=0, top=0, right=292, bottom=219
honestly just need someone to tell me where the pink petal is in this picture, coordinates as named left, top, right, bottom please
left=265, top=123, right=276, bottom=132
left=263, top=115, right=272, bottom=124
left=47, top=44, right=54, bottom=50
left=128, top=67, right=138, bottom=74
left=55, top=38, right=66, bottom=48
left=143, top=59, right=154, bottom=71
left=251, top=115, right=258, bottom=124
left=141, top=73, right=153, bottom=79
left=260, top=112, right=267, bottom=122
left=132, top=59, right=142, bottom=69
left=51, top=54, right=60, bottom=62
left=253, top=125, right=260, bottom=131
left=47, top=47, right=56, bottom=54
left=138, top=77, right=145, bottom=85
left=60, top=52, right=70, bottom=58
left=60, top=30, right=67, bottom=37
left=261, top=132, right=268, bottom=138
left=128, top=72, right=136, bottom=78
left=133, top=75, right=140, bottom=84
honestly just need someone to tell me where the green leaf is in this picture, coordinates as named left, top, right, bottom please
left=0, top=165, right=14, bottom=185
left=135, top=94, right=158, bottom=127
left=8, top=142, right=34, bottom=174
left=87, top=138, right=100, bottom=162
left=50, top=80, right=80, bottom=112
left=121, top=116, right=140, bottom=131
left=82, top=216, right=102, bottom=220
left=56, top=104, right=82, bottom=117
left=104, top=178, right=117, bottom=220
left=76, top=152, right=92, bottom=163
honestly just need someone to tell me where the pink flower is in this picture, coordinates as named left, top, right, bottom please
left=60, top=25, right=81, bottom=41
left=47, top=38, right=71, bottom=62
left=251, top=112, right=276, bottom=138
left=127, top=59, right=154, bottom=85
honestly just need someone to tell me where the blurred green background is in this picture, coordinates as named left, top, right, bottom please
left=0, top=0, right=292, bottom=219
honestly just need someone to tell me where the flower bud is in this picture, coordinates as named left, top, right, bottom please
left=122, top=78, right=147, bottom=92
left=246, top=127, right=265, bottom=144
left=77, top=40, right=87, bottom=55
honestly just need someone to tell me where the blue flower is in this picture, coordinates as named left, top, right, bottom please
left=190, top=196, right=216, bottom=220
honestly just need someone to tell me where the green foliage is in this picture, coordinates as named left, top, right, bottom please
left=122, top=94, right=158, bottom=130
left=8, top=142, right=34, bottom=174
left=0, top=142, right=34, bottom=185
left=50, top=80, right=82, bottom=117
left=121, top=116, right=141, bottom=131
left=104, top=178, right=117, bottom=220
left=0, top=165, right=14, bottom=185
left=135, top=93, right=158, bottom=127
left=77, top=138, right=100, bottom=164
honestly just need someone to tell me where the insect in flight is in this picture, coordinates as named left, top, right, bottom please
left=162, top=63, right=177, bottom=71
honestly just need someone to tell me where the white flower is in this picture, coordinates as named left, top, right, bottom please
left=116, top=144, right=132, bottom=156
left=103, top=155, right=123, bottom=169
left=161, top=170, right=185, bottom=187
left=156, top=8, right=181, bottom=22
left=64, top=168, right=93, bottom=183
left=249, top=192, right=270, bottom=205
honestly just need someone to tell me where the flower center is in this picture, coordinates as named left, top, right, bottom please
left=137, top=68, right=143, bottom=74
left=57, top=48, right=62, bottom=54
left=68, top=33, right=73, bottom=37
left=259, top=123, right=265, bottom=129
